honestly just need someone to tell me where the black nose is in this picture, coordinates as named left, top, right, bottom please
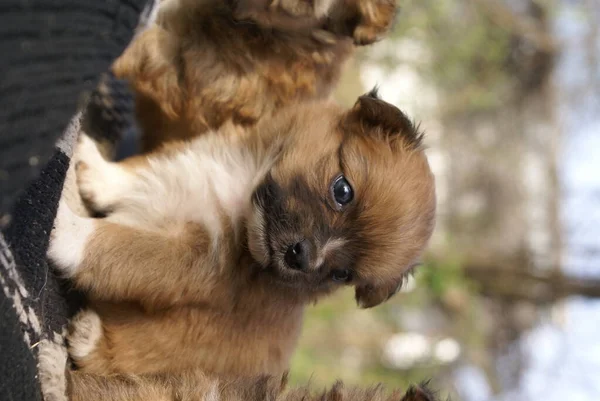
left=284, top=240, right=310, bottom=271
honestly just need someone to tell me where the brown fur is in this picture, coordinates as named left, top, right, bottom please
left=50, top=95, right=436, bottom=380
left=111, top=0, right=396, bottom=152
left=67, top=370, right=439, bottom=401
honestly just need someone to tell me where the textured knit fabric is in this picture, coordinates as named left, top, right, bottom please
left=0, top=0, right=149, bottom=224
left=84, top=71, right=141, bottom=160
left=0, top=1, right=155, bottom=400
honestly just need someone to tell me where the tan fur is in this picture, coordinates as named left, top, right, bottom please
left=37, top=339, right=439, bottom=401
left=66, top=370, right=439, bottom=401
left=111, top=0, right=396, bottom=152
left=49, top=95, right=436, bottom=383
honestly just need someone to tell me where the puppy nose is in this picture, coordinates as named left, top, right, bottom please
left=284, top=240, right=310, bottom=271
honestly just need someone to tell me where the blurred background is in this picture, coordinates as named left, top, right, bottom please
left=288, top=1, right=600, bottom=400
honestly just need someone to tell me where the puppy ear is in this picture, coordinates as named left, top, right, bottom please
left=111, top=27, right=184, bottom=119
left=325, top=0, right=397, bottom=45
left=355, top=279, right=404, bottom=309
left=343, top=88, right=424, bottom=149
left=401, top=382, right=439, bottom=401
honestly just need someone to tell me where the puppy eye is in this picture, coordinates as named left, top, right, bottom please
left=331, top=175, right=354, bottom=207
left=331, top=269, right=352, bottom=283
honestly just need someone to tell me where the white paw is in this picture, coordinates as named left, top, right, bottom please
left=47, top=199, right=94, bottom=278
left=68, top=309, right=103, bottom=365
left=75, top=135, right=129, bottom=212
left=38, top=339, right=69, bottom=401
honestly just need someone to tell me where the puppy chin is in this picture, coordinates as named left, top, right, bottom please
left=263, top=261, right=336, bottom=300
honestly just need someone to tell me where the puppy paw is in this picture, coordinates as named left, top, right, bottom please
left=38, top=339, right=69, bottom=401
left=67, top=309, right=103, bottom=367
left=47, top=199, right=94, bottom=278
left=75, top=135, right=127, bottom=213
left=352, top=0, right=397, bottom=45
left=328, top=0, right=397, bottom=45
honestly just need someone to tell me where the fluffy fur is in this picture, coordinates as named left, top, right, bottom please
left=111, top=0, right=397, bottom=152
left=47, top=93, right=436, bottom=380
left=38, top=339, right=440, bottom=401
left=67, top=372, right=440, bottom=401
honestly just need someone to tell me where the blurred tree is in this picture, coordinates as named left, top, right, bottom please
left=296, top=1, right=600, bottom=399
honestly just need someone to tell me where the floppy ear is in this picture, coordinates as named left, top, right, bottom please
left=355, top=279, right=404, bottom=309
left=111, top=27, right=184, bottom=119
left=325, top=0, right=397, bottom=45
left=343, top=88, right=424, bottom=149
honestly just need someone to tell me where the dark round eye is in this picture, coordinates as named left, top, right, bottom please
left=331, top=175, right=354, bottom=207
left=331, top=269, right=352, bottom=283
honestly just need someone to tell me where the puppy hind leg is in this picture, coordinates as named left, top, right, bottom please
left=66, top=309, right=110, bottom=374
left=68, top=372, right=172, bottom=401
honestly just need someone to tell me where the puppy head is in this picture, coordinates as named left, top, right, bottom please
left=248, top=89, right=436, bottom=307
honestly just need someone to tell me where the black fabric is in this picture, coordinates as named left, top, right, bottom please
left=0, top=288, right=40, bottom=401
left=0, top=1, right=149, bottom=401
left=0, top=0, right=147, bottom=223
left=4, top=150, right=83, bottom=336
left=84, top=71, right=141, bottom=159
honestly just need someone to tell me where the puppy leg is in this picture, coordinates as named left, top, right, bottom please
left=327, top=0, right=397, bottom=45
left=68, top=372, right=173, bottom=401
left=67, top=309, right=107, bottom=373
left=75, top=134, right=136, bottom=213
left=58, top=365, right=441, bottom=401
left=67, top=370, right=285, bottom=401
left=48, top=199, right=213, bottom=308
left=349, top=0, right=397, bottom=45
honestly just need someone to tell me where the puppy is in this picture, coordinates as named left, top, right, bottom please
left=47, top=91, right=436, bottom=379
left=112, top=0, right=397, bottom=152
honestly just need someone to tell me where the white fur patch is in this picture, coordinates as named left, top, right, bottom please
left=38, top=339, right=68, bottom=401
left=315, top=238, right=347, bottom=268
left=68, top=309, right=103, bottom=362
left=314, top=0, right=336, bottom=18
left=47, top=200, right=95, bottom=278
left=203, top=381, right=221, bottom=401
left=107, top=134, right=265, bottom=244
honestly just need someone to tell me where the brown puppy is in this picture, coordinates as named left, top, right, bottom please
left=47, top=92, right=436, bottom=379
left=112, top=0, right=397, bottom=152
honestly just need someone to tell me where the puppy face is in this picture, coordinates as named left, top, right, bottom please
left=248, top=90, right=436, bottom=308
